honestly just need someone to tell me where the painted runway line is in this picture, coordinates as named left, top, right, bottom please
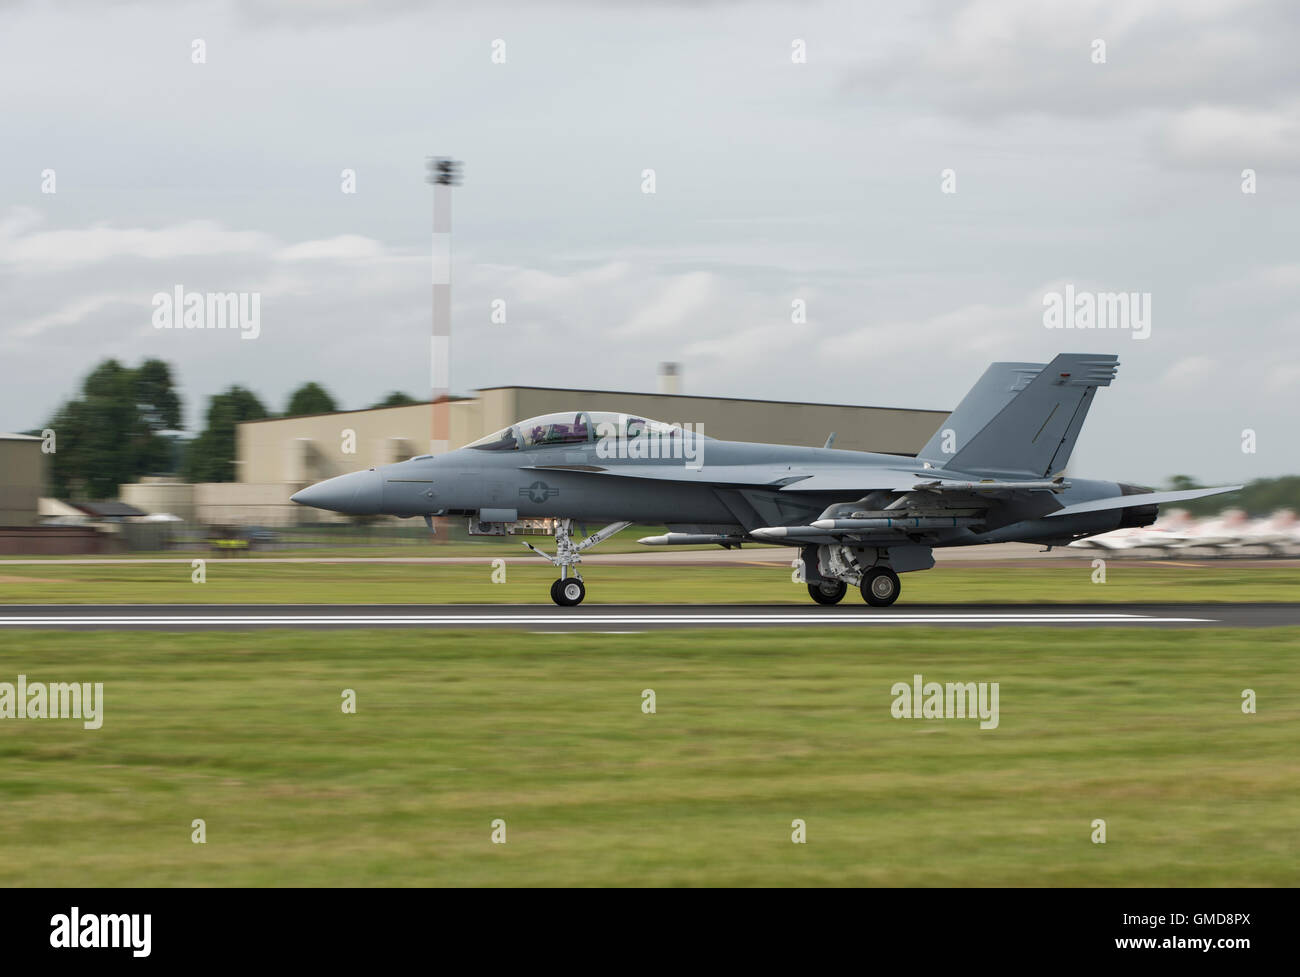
left=4, top=602, right=1294, bottom=631
left=0, top=606, right=1234, bottom=630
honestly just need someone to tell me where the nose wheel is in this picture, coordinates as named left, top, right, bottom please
left=550, top=577, right=586, bottom=607
left=524, top=518, right=630, bottom=607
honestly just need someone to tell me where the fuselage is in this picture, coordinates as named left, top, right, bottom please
left=291, top=432, right=1152, bottom=549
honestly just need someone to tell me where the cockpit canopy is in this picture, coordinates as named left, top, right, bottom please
left=466, top=411, right=691, bottom=451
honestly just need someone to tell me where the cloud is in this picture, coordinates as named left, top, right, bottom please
left=617, top=271, right=717, bottom=339
left=0, top=210, right=273, bottom=270
left=8, top=292, right=142, bottom=342
left=1160, top=103, right=1300, bottom=168
left=1159, top=354, right=1216, bottom=389
left=274, top=235, right=388, bottom=262
left=843, top=0, right=1300, bottom=122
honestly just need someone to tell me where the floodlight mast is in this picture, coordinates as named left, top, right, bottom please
left=425, top=157, right=462, bottom=459
left=424, top=156, right=461, bottom=539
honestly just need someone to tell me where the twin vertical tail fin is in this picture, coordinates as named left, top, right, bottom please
left=918, top=354, right=1119, bottom=478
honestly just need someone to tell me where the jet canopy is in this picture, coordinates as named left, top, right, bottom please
left=466, top=411, right=691, bottom=451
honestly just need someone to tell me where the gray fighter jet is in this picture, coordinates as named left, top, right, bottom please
left=291, top=353, right=1239, bottom=606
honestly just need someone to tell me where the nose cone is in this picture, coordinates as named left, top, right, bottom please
left=290, top=469, right=384, bottom=514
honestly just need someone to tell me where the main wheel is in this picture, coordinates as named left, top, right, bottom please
left=860, top=567, right=900, bottom=607
left=552, top=577, right=586, bottom=607
left=807, top=580, right=847, bottom=605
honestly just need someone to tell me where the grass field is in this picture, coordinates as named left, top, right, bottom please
left=5, top=524, right=685, bottom=560
left=1, top=626, right=1297, bottom=886
left=0, top=560, right=1297, bottom=604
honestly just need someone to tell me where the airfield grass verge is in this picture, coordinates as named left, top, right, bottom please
left=0, top=561, right=1297, bottom=604
left=0, top=627, right=1297, bottom=886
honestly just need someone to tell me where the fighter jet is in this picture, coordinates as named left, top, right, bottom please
left=290, top=353, right=1240, bottom=606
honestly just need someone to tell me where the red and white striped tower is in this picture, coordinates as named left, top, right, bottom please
left=426, top=157, right=461, bottom=539
left=426, top=157, right=461, bottom=458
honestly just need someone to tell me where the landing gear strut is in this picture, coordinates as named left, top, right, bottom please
left=524, top=518, right=631, bottom=607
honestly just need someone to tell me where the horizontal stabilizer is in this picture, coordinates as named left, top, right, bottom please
left=1045, top=486, right=1242, bottom=518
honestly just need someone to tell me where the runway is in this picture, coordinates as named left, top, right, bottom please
left=2, top=603, right=1296, bottom=630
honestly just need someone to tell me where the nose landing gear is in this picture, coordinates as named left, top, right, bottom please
left=523, top=518, right=631, bottom=606
left=549, top=578, right=586, bottom=607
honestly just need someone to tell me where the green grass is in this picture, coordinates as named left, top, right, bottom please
left=8, top=525, right=697, bottom=560
left=0, top=627, right=1296, bottom=886
left=0, top=560, right=1297, bottom=604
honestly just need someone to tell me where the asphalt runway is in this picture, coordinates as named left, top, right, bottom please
left=2, top=603, right=1297, bottom=630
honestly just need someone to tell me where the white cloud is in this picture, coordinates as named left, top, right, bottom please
left=1160, top=355, right=1216, bottom=389
left=273, top=235, right=387, bottom=262
left=617, top=271, right=718, bottom=340
left=1161, top=103, right=1300, bottom=167
left=9, top=292, right=142, bottom=341
left=845, top=0, right=1300, bottom=121
left=0, top=211, right=273, bottom=269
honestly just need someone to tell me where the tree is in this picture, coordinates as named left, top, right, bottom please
left=132, top=359, right=184, bottom=474
left=46, top=359, right=184, bottom=499
left=283, top=382, right=338, bottom=417
left=371, top=391, right=419, bottom=408
left=183, top=386, right=269, bottom=483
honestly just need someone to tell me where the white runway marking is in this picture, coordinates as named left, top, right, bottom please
left=0, top=612, right=1213, bottom=627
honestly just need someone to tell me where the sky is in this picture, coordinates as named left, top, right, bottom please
left=1, top=0, right=1297, bottom=485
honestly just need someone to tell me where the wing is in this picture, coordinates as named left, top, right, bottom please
left=527, top=462, right=922, bottom=492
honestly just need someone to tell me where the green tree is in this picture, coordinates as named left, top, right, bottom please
left=371, top=391, right=419, bottom=408
left=46, top=359, right=185, bottom=499
left=133, top=359, right=184, bottom=474
left=184, top=386, right=269, bottom=482
left=284, top=382, right=338, bottom=417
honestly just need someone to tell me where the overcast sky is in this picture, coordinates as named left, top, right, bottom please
left=2, top=0, right=1297, bottom=484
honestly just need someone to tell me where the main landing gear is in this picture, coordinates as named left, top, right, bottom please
left=860, top=567, right=901, bottom=607
left=807, top=580, right=848, bottom=605
left=523, top=518, right=631, bottom=607
left=808, top=569, right=900, bottom=606
left=803, top=545, right=902, bottom=607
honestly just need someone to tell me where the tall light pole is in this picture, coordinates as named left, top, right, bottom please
left=425, top=157, right=462, bottom=459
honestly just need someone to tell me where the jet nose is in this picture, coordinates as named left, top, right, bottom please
left=290, top=469, right=384, bottom=514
